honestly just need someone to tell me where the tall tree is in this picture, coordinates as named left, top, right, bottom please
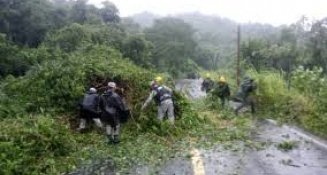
left=307, top=18, right=327, bottom=71
left=70, top=0, right=102, bottom=24
left=0, top=34, right=30, bottom=77
left=122, top=35, right=153, bottom=67
left=145, top=18, right=197, bottom=75
left=100, top=1, right=120, bottom=23
left=0, top=0, right=53, bottom=47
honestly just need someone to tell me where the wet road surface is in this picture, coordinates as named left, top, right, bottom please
left=175, top=79, right=206, bottom=99
left=157, top=120, right=327, bottom=175
left=242, top=119, right=327, bottom=175
left=73, top=79, right=327, bottom=175
left=156, top=79, right=327, bottom=175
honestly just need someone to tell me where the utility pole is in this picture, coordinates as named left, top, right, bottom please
left=237, top=25, right=241, bottom=87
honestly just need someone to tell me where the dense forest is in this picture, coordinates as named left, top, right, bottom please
left=1, top=1, right=327, bottom=78
left=132, top=12, right=327, bottom=72
left=1, top=0, right=327, bottom=174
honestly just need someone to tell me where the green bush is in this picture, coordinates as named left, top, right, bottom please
left=247, top=68, right=327, bottom=137
left=0, top=115, right=75, bottom=175
left=44, top=23, right=126, bottom=53
left=291, top=66, right=327, bottom=137
left=0, top=45, right=155, bottom=117
left=292, top=66, right=326, bottom=97
left=0, top=44, right=201, bottom=132
left=277, top=140, right=298, bottom=152
left=0, top=44, right=205, bottom=174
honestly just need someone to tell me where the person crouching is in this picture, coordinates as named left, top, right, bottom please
left=77, top=88, right=103, bottom=132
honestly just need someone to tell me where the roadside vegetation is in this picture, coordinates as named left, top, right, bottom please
left=248, top=68, right=327, bottom=138
left=0, top=0, right=327, bottom=174
left=277, top=140, right=299, bottom=152
left=0, top=1, right=251, bottom=174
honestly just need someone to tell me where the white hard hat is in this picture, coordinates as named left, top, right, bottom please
left=89, top=87, right=97, bottom=93
left=108, top=82, right=116, bottom=88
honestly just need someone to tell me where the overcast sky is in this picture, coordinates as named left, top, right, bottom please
left=88, top=0, right=327, bottom=26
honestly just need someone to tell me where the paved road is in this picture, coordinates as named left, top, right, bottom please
left=156, top=79, right=327, bottom=175
left=72, top=79, right=327, bottom=175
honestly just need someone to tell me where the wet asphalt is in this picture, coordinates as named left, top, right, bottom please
left=72, top=79, right=327, bottom=175
left=155, top=79, right=327, bottom=175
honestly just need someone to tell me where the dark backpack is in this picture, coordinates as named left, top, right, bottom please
left=119, top=98, right=130, bottom=123
left=82, top=93, right=98, bottom=110
left=154, top=86, right=172, bottom=104
left=101, top=92, right=119, bottom=117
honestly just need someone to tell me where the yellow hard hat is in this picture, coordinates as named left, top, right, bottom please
left=205, top=73, right=210, bottom=78
left=219, top=76, right=226, bottom=83
left=154, top=76, right=163, bottom=83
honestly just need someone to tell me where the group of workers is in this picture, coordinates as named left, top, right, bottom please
left=77, top=74, right=256, bottom=144
left=77, top=77, right=175, bottom=144
left=77, top=82, right=129, bottom=144
left=201, top=73, right=256, bottom=115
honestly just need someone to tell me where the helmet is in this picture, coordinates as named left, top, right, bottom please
left=89, top=87, right=97, bottom=93
left=205, top=73, right=210, bottom=78
left=219, top=76, right=226, bottom=83
left=154, top=76, right=163, bottom=83
left=108, top=82, right=116, bottom=88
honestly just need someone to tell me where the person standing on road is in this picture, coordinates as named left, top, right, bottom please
left=99, top=82, right=126, bottom=144
left=141, top=76, right=175, bottom=124
left=234, top=76, right=257, bottom=115
left=212, top=76, right=231, bottom=107
left=77, top=88, right=103, bottom=132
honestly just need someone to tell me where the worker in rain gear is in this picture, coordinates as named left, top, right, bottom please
left=141, top=76, right=175, bottom=124
left=202, top=73, right=214, bottom=93
left=234, top=76, right=257, bottom=115
left=99, top=82, right=126, bottom=144
left=212, top=76, right=231, bottom=107
left=77, top=88, right=103, bottom=132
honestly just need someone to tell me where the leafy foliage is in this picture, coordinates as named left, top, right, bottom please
left=122, top=35, right=153, bottom=67
left=44, top=23, right=126, bottom=53
left=291, top=66, right=327, bottom=136
left=277, top=141, right=298, bottom=152
left=0, top=116, right=75, bottom=174
left=241, top=39, right=296, bottom=72
left=0, top=43, right=206, bottom=174
left=0, top=46, right=153, bottom=117
left=246, top=68, right=327, bottom=138
left=1, top=1, right=327, bottom=174
left=145, top=17, right=198, bottom=76
left=0, top=34, right=31, bottom=77
left=307, top=18, right=327, bottom=71
left=0, top=0, right=121, bottom=47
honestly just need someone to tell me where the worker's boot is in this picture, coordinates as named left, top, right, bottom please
left=113, top=135, right=120, bottom=144
left=106, top=125, right=114, bottom=144
left=77, top=119, right=86, bottom=132
left=112, top=125, right=120, bottom=144
left=106, top=135, right=114, bottom=144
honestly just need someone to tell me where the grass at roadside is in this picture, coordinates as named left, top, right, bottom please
left=0, top=99, right=253, bottom=174
left=71, top=99, right=253, bottom=174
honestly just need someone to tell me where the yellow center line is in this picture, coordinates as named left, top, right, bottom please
left=191, top=149, right=206, bottom=175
